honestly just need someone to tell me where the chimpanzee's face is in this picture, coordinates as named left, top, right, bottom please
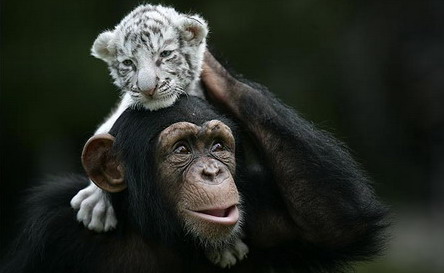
left=156, top=120, right=242, bottom=246
left=81, top=106, right=242, bottom=248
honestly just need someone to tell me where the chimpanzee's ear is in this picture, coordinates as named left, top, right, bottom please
left=81, top=134, right=126, bottom=193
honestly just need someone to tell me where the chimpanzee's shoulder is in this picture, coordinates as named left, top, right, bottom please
left=25, top=174, right=90, bottom=211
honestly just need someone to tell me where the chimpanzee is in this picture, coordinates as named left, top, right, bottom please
left=0, top=52, right=387, bottom=273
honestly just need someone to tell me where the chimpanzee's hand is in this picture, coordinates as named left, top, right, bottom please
left=201, top=51, right=257, bottom=117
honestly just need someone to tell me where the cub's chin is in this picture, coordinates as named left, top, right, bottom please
left=137, top=92, right=181, bottom=111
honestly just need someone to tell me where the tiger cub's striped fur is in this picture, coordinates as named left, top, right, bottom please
left=72, top=4, right=209, bottom=235
left=71, top=4, right=249, bottom=269
left=92, top=4, right=208, bottom=110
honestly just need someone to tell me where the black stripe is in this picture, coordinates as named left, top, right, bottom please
left=132, top=5, right=155, bottom=19
left=142, top=31, right=154, bottom=49
left=150, top=18, right=165, bottom=26
left=183, top=53, right=193, bottom=70
left=178, top=35, right=184, bottom=48
left=151, top=9, right=172, bottom=25
left=124, top=32, right=131, bottom=43
left=142, top=31, right=151, bottom=40
left=150, top=26, right=161, bottom=34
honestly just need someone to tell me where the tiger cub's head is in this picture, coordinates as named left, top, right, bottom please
left=91, top=4, right=208, bottom=110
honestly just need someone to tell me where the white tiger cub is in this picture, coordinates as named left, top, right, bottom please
left=70, top=4, right=248, bottom=268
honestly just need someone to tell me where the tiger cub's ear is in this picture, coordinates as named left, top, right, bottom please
left=91, top=30, right=116, bottom=64
left=179, top=15, right=208, bottom=46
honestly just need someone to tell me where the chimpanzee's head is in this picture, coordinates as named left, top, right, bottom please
left=81, top=96, right=243, bottom=248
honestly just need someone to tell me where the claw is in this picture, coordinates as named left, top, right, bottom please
left=206, top=238, right=249, bottom=268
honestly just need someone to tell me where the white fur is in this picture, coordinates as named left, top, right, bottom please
left=206, top=239, right=249, bottom=268
left=70, top=183, right=117, bottom=232
left=91, top=31, right=116, bottom=64
left=71, top=4, right=249, bottom=269
left=72, top=4, right=209, bottom=232
left=90, top=4, right=208, bottom=111
left=94, top=93, right=133, bottom=134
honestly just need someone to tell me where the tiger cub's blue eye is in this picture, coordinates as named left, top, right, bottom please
left=160, top=50, right=173, bottom=58
left=122, top=59, right=133, bottom=66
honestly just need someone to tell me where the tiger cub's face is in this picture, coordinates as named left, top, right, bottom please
left=91, top=4, right=208, bottom=110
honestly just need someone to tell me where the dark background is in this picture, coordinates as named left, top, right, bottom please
left=1, top=0, right=444, bottom=272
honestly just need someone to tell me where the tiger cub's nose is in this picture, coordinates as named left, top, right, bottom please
left=141, top=86, right=157, bottom=97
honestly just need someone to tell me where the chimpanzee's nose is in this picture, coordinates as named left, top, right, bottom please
left=201, top=161, right=222, bottom=183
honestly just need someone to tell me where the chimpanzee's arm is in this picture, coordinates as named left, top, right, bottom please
left=202, top=52, right=387, bottom=258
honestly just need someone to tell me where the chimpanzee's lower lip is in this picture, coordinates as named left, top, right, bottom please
left=186, top=205, right=239, bottom=225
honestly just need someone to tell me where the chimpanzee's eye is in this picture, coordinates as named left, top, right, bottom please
left=211, top=142, right=224, bottom=152
left=122, top=59, right=133, bottom=66
left=159, top=50, right=173, bottom=58
left=174, top=143, right=191, bottom=154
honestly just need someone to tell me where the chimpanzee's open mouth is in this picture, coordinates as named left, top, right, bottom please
left=186, top=205, right=239, bottom=225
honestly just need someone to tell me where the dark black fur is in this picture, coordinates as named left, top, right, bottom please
left=108, top=97, right=239, bottom=245
left=0, top=92, right=387, bottom=273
